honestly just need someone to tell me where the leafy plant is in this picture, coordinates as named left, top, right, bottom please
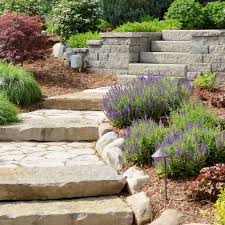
left=194, top=73, right=217, bottom=90
left=170, top=103, right=224, bottom=131
left=50, top=0, right=101, bottom=41
left=156, top=124, right=218, bottom=177
left=164, top=0, right=204, bottom=29
left=187, top=164, right=225, bottom=201
left=0, top=0, right=54, bottom=16
left=97, top=19, right=112, bottom=32
left=214, top=188, right=225, bottom=225
left=203, top=2, right=225, bottom=29
left=102, top=74, right=193, bottom=128
left=66, top=32, right=101, bottom=48
left=101, top=0, right=173, bottom=27
left=124, top=119, right=166, bottom=164
left=0, top=13, right=47, bottom=63
left=113, top=19, right=181, bottom=32
left=0, top=62, right=42, bottom=106
left=0, top=93, right=19, bottom=125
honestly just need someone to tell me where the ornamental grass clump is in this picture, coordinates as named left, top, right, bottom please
left=0, top=62, right=42, bottom=106
left=124, top=119, right=166, bottom=165
left=102, top=74, right=193, bottom=128
left=0, top=93, right=19, bottom=125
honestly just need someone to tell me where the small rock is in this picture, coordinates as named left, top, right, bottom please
left=149, top=209, right=184, bottom=225
left=52, top=43, right=66, bottom=60
left=96, top=132, right=118, bottom=155
left=103, top=147, right=126, bottom=171
left=99, top=123, right=113, bottom=137
left=105, top=138, right=125, bottom=150
left=126, top=192, right=153, bottom=225
left=123, top=167, right=149, bottom=194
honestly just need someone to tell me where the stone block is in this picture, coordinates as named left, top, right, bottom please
left=209, top=45, right=225, bottom=54
left=126, top=192, right=153, bottom=225
left=88, top=46, right=102, bottom=54
left=99, top=53, right=109, bottom=61
left=87, top=40, right=103, bottom=46
left=123, top=167, right=149, bottom=194
left=188, top=63, right=211, bottom=73
left=149, top=209, right=185, bottom=225
left=188, top=54, right=203, bottom=64
left=190, top=44, right=209, bottom=54
left=203, top=54, right=225, bottom=63
left=90, top=60, right=100, bottom=68
left=204, top=36, right=220, bottom=45
left=212, top=63, right=225, bottom=72
left=87, top=53, right=99, bottom=61
left=116, top=69, right=129, bottom=76
left=187, top=72, right=201, bottom=80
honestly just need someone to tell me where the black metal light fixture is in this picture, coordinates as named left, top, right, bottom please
left=152, top=148, right=170, bottom=205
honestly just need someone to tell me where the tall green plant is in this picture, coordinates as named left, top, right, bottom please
left=0, top=62, right=42, bottom=106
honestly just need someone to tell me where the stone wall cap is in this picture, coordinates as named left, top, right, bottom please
left=87, top=40, right=103, bottom=46
left=101, top=32, right=162, bottom=38
left=192, top=30, right=225, bottom=37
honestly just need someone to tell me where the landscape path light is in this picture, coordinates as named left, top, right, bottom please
left=152, top=148, right=170, bottom=206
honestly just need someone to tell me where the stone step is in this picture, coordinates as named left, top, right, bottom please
left=0, top=196, right=133, bottom=225
left=0, top=165, right=125, bottom=200
left=128, top=63, right=187, bottom=77
left=140, top=52, right=189, bottom=64
left=151, top=41, right=191, bottom=52
left=42, top=87, right=110, bottom=111
left=0, top=110, right=106, bottom=141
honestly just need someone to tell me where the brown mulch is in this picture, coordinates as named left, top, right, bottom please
left=121, top=165, right=214, bottom=224
left=23, top=36, right=116, bottom=98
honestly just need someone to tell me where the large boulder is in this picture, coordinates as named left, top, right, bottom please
left=126, top=192, right=153, bottom=225
left=123, top=167, right=149, bottom=194
left=149, top=209, right=185, bottom=225
left=53, top=43, right=67, bottom=60
left=96, top=132, right=118, bottom=155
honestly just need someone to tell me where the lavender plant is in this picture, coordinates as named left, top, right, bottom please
left=124, top=119, right=166, bottom=164
left=102, top=74, right=193, bottom=128
left=156, top=125, right=220, bottom=177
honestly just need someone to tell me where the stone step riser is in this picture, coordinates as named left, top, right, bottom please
left=140, top=52, right=189, bottom=64
left=128, top=63, right=187, bottom=77
left=151, top=41, right=191, bottom=52
left=0, top=165, right=125, bottom=201
left=0, top=196, right=133, bottom=225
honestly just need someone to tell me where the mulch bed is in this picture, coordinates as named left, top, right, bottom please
left=23, top=35, right=116, bottom=98
left=120, top=164, right=214, bottom=224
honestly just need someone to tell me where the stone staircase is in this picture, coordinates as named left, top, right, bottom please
left=0, top=88, right=133, bottom=225
left=119, top=30, right=192, bottom=82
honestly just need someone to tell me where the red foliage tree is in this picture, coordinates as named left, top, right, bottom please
left=0, top=13, right=48, bottom=63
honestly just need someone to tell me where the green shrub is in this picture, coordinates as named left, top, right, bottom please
left=101, top=0, right=173, bottom=27
left=0, top=62, right=42, bottom=106
left=0, top=0, right=53, bottom=16
left=113, top=19, right=181, bottom=32
left=102, top=75, right=193, bottom=128
left=204, top=2, right=225, bottom=29
left=124, top=119, right=166, bottom=165
left=66, top=32, right=101, bottom=48
left=50, top=0, right=101, bottom=41
left=214, top=189, right=225, bottom=225
left=170, top=103, right=224, bottom=131
left=97, top=19, right=112, bottom=32
left=156, top=125, right=218, bottom=177
left=164, top=0, right=204, bottom=29
left=0, top=93, right=19, bottom=125
left=194, top=73, right=217, bottom=90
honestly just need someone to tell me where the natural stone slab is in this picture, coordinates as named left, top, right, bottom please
left=0, top=142, right=104, bottom=168
left=0, top=165, right=125, bottom=200
left=42, top=88, right=110, bottom=111
left=126, top=192, right=152, bottom=225
left=123, top=167, right=149, bottom=194
left=0, top=196, right=133, bottom=225
left=149, top=209, right=185, bottom=225
left=0, top=110, right=106, bottom=141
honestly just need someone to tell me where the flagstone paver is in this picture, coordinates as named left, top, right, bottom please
left=0, top=142, right=104, bottom=168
